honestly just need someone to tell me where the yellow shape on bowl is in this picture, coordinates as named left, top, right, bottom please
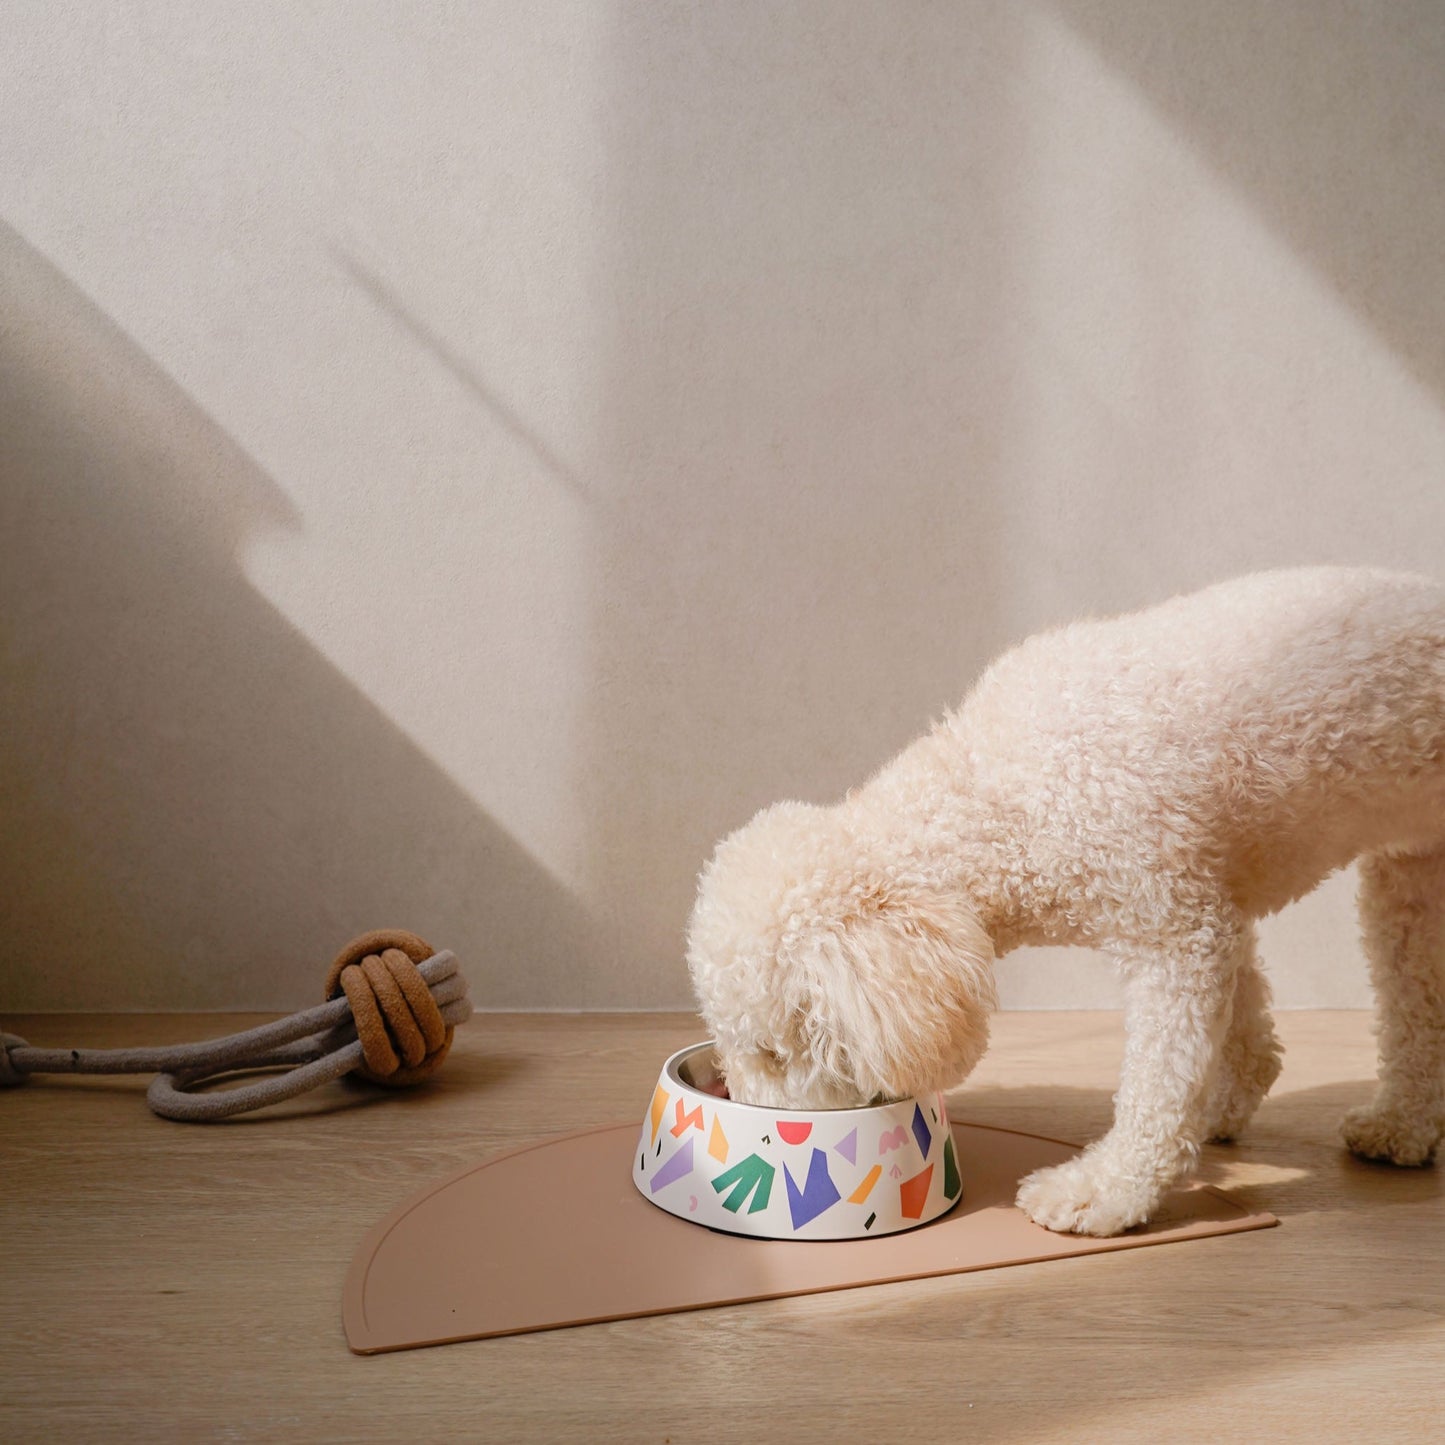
left=848, top=1164, right=882, bottom=1205
left=708, top=1115, right=729, bottom=1164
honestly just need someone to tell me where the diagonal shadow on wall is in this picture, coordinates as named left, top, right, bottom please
left=1049, top=0, right=1445, bottom=405
left=0, top=221, right=599, bottom=1011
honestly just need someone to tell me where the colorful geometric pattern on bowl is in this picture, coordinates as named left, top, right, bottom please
left=633, top=1042, right=963, bottom=1240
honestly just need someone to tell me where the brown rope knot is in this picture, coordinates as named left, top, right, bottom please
left=324, top=930, right=454, bottom=1086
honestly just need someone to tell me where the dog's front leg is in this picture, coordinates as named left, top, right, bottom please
left=1016, top=925, right=1238, bottom=1236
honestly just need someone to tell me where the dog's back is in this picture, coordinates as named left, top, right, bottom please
left=950, top=566, right=1445, bottom=916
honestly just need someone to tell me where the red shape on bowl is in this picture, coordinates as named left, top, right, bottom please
left=899, top=1163, right=934, bottom=1220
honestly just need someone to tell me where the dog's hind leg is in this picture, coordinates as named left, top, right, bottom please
left=1342, top=844, right=1445, bottom=1166
left=1203, top=927, right=1283, bottom=1143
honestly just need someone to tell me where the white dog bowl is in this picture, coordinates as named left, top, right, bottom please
left=633, top=1041, right=963, bottom=1240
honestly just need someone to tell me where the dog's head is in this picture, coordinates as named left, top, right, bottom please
left=686, top=800, right=997, bottom=1109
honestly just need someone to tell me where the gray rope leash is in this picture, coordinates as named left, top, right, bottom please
left=1, top=933, right=472, bottom=1121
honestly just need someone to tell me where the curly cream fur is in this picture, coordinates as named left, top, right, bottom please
left=687, top=567, right=1445, bottom=1236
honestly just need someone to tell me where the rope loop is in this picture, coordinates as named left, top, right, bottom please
left=1, top=1032, right=29, bottom=1088
left=0, top=931, right=471, bottom=1120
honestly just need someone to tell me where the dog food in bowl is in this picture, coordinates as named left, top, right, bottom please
left=633, top=1041, right=963, bottom=1240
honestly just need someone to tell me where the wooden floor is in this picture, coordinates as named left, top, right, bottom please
left=2, top=1010, right=1441, bottom=1442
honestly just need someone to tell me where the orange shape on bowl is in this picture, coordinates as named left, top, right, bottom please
left=708, top=1116, right=729, bottom=1164
left=899, top=1164, right=934, bottom=1220
left=649, top=1085, right=669, bottom=1144
left=671, top=1099, right=704, bottom=1137
left=848, top=1164, right=883, bottom=1205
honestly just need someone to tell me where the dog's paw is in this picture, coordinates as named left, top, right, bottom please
left=1203, top=1096, right=1254, bottom=1145
left=1341, top=1104, right=1441, bottom=1167
left=1202, top=1095, right=1246, bottom=1145
left=1015, top=1155, right=1156, bottom=1237
left=1203, top=1037, right=1283, bottom=1144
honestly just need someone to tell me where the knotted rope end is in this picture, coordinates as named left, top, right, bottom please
left=326, top=930, right=463, bottom=1087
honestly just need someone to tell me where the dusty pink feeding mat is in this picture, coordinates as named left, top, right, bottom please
left=343, top=1119, right=1275, bottom=1353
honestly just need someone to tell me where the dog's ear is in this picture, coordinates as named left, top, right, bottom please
left=788, top=882, right=997, bottom=1102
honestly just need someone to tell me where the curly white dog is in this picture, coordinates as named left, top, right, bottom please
left=687, top=566, right=1445, bottom=1236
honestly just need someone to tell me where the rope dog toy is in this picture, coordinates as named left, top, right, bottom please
left=0, top=930, right=471, bottom=1121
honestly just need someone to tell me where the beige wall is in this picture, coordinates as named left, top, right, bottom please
left=3, top=2, right=1443, bottom=1012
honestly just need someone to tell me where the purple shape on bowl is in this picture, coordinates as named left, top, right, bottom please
left=650, top=1135, right=695, bottom=1194
left=911, top=1102, right=932, bottom=1159
left=784, top=1148, right=842, bottom=1230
